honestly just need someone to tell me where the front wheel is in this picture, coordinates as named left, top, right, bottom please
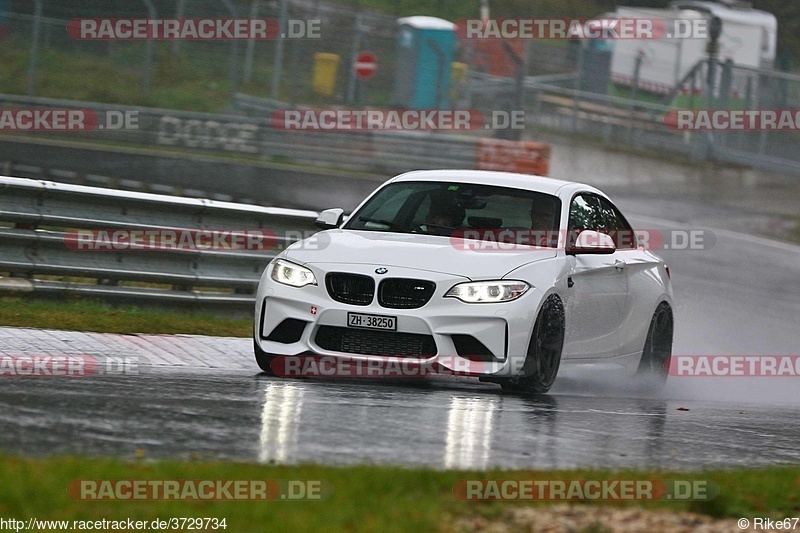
left=254, top=339, right=276, bottom=375
left=636, top=302, right=673, bottom=391
left=500, top=295, right=565, bottom=394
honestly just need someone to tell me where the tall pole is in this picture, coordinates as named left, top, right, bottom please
left=271, top=0, right=288, bottom=100
left=702, top=16, right=722, bottom=161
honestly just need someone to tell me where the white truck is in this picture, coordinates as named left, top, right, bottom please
left=609, top=0, right=777, bottom=95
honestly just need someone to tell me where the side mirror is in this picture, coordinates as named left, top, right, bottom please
left=315, top=208, right=344, bottom=229
left=566, top=230, right=616, bottom=255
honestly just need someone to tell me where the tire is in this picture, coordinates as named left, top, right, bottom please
left=636, top=302, right=673, bottom=391
left=500, top=294, right=565, bottom=394
left=254, top=338, right=276, bottom=375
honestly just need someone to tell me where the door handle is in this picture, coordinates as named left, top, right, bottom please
left=614, top=260, right=627, bottom=270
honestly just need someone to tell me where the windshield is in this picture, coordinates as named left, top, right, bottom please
left=343, top=181, right=561, bottom=247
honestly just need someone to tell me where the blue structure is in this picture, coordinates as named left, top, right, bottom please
left=391, top=16, right=456, bottom=109
left=0, top=0, right=10, bottom=39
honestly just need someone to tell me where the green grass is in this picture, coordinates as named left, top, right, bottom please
left=0, top=456, right=798, bottom=532
left=0, top=296, right=252, bottom=337
left=607, top=83, right=667, bottom=106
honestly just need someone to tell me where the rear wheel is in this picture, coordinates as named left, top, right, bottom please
left=636, top=302, right=673, bottom=390
left=254, top=339, right=276, bottom=375
left=501, top=295, right=565, bottom=394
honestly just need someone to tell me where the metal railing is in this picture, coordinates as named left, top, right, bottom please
left=0, top=175, right=319, bottom=307
left=0, top=92, right=482, bottom=174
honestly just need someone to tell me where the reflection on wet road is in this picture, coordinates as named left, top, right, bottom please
left=2, top=368, right=800, bottom=471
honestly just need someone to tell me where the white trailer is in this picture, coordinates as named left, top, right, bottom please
left=609, top=1, right=777, bottom=95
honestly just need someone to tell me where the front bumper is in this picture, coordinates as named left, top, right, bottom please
left=254, top=262, right=544, bottom=377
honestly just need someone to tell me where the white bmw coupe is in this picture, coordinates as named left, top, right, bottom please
left=254, top=170, right=674, bottom=393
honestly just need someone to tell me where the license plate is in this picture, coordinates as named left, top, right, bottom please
left=347, top=312, right=396, bottom=331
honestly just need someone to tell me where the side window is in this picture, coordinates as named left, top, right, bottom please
left=568, top=194, right=602, bottom=233
left=598, top=197, right=637, bottom=249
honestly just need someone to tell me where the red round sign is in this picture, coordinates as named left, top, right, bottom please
left=354, top=52, right=377, bottom=80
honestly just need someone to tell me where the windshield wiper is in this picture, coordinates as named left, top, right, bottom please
left=357, top=217, right=412, bottom=232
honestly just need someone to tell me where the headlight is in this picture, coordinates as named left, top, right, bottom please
left=271, top=259, right=317, bottom=287
left=445, top=280, right=529, bottom=303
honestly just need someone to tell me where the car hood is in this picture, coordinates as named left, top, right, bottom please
left=283, top=229, right=557, bottom=280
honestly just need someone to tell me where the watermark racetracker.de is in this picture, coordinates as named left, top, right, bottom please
left=0, top=109, right=138, bottom=131
left=455, top=17, right=712, bottom=40
left=64, top=229, right=329, bottom=252
left=68, top=479, right=332, bottom=500
left=67, top=18, right=321, bottom=40
left=0, top=356, right=142, bottom=377
left=453, top=478, right=718, bottom=501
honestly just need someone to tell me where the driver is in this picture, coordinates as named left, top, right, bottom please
left=423, top=194, right=465, bottom=232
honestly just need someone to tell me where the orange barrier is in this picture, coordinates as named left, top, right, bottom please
left=476, top=138, right=551, bottom=176
left=471, top=40, right=525, bottom=77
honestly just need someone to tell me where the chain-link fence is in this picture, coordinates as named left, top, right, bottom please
left=1, top=0, right=578, bottom=112
left=1, top=0, right=402, bottom=110
left=665, top=58, right=800, bottom=168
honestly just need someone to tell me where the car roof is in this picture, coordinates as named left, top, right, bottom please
left=389, top=169, right=607, bottom=199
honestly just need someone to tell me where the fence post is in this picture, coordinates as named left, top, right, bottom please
left=496, top=41, right=523, bottom=141
left=701, top=16, right=722, bottom=161
left=289, top=32, right=302, bottom=107
left=171, top=0, right=186, bottom=66
left=631, top=50, right=642, bottom=101
left=346, top=13, right=364, bottom=105
left=270, top=0, right=288, bottom=99
left=221, top=0, right=241, bottom=104
left=718, top=58, right=733, bottom=108
left=142, top=0, right=156, bottom=98
left=243, top=0, right=261, bottom=84
left=572, top=42, right=584, bottom=133
left=26, top=0, right=43, bottom=95
left=627, top=50, right=643, bottom=144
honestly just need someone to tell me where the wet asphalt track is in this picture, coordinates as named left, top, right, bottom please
left=1, top=207, right=799, bottom=470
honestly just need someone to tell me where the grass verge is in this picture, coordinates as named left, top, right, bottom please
left=0, top=296, right=251, bottom=337
left=0, top=456, right=798, bottom=532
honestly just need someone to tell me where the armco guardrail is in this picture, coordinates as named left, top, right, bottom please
left=0, top=176, right=319, bottom=307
